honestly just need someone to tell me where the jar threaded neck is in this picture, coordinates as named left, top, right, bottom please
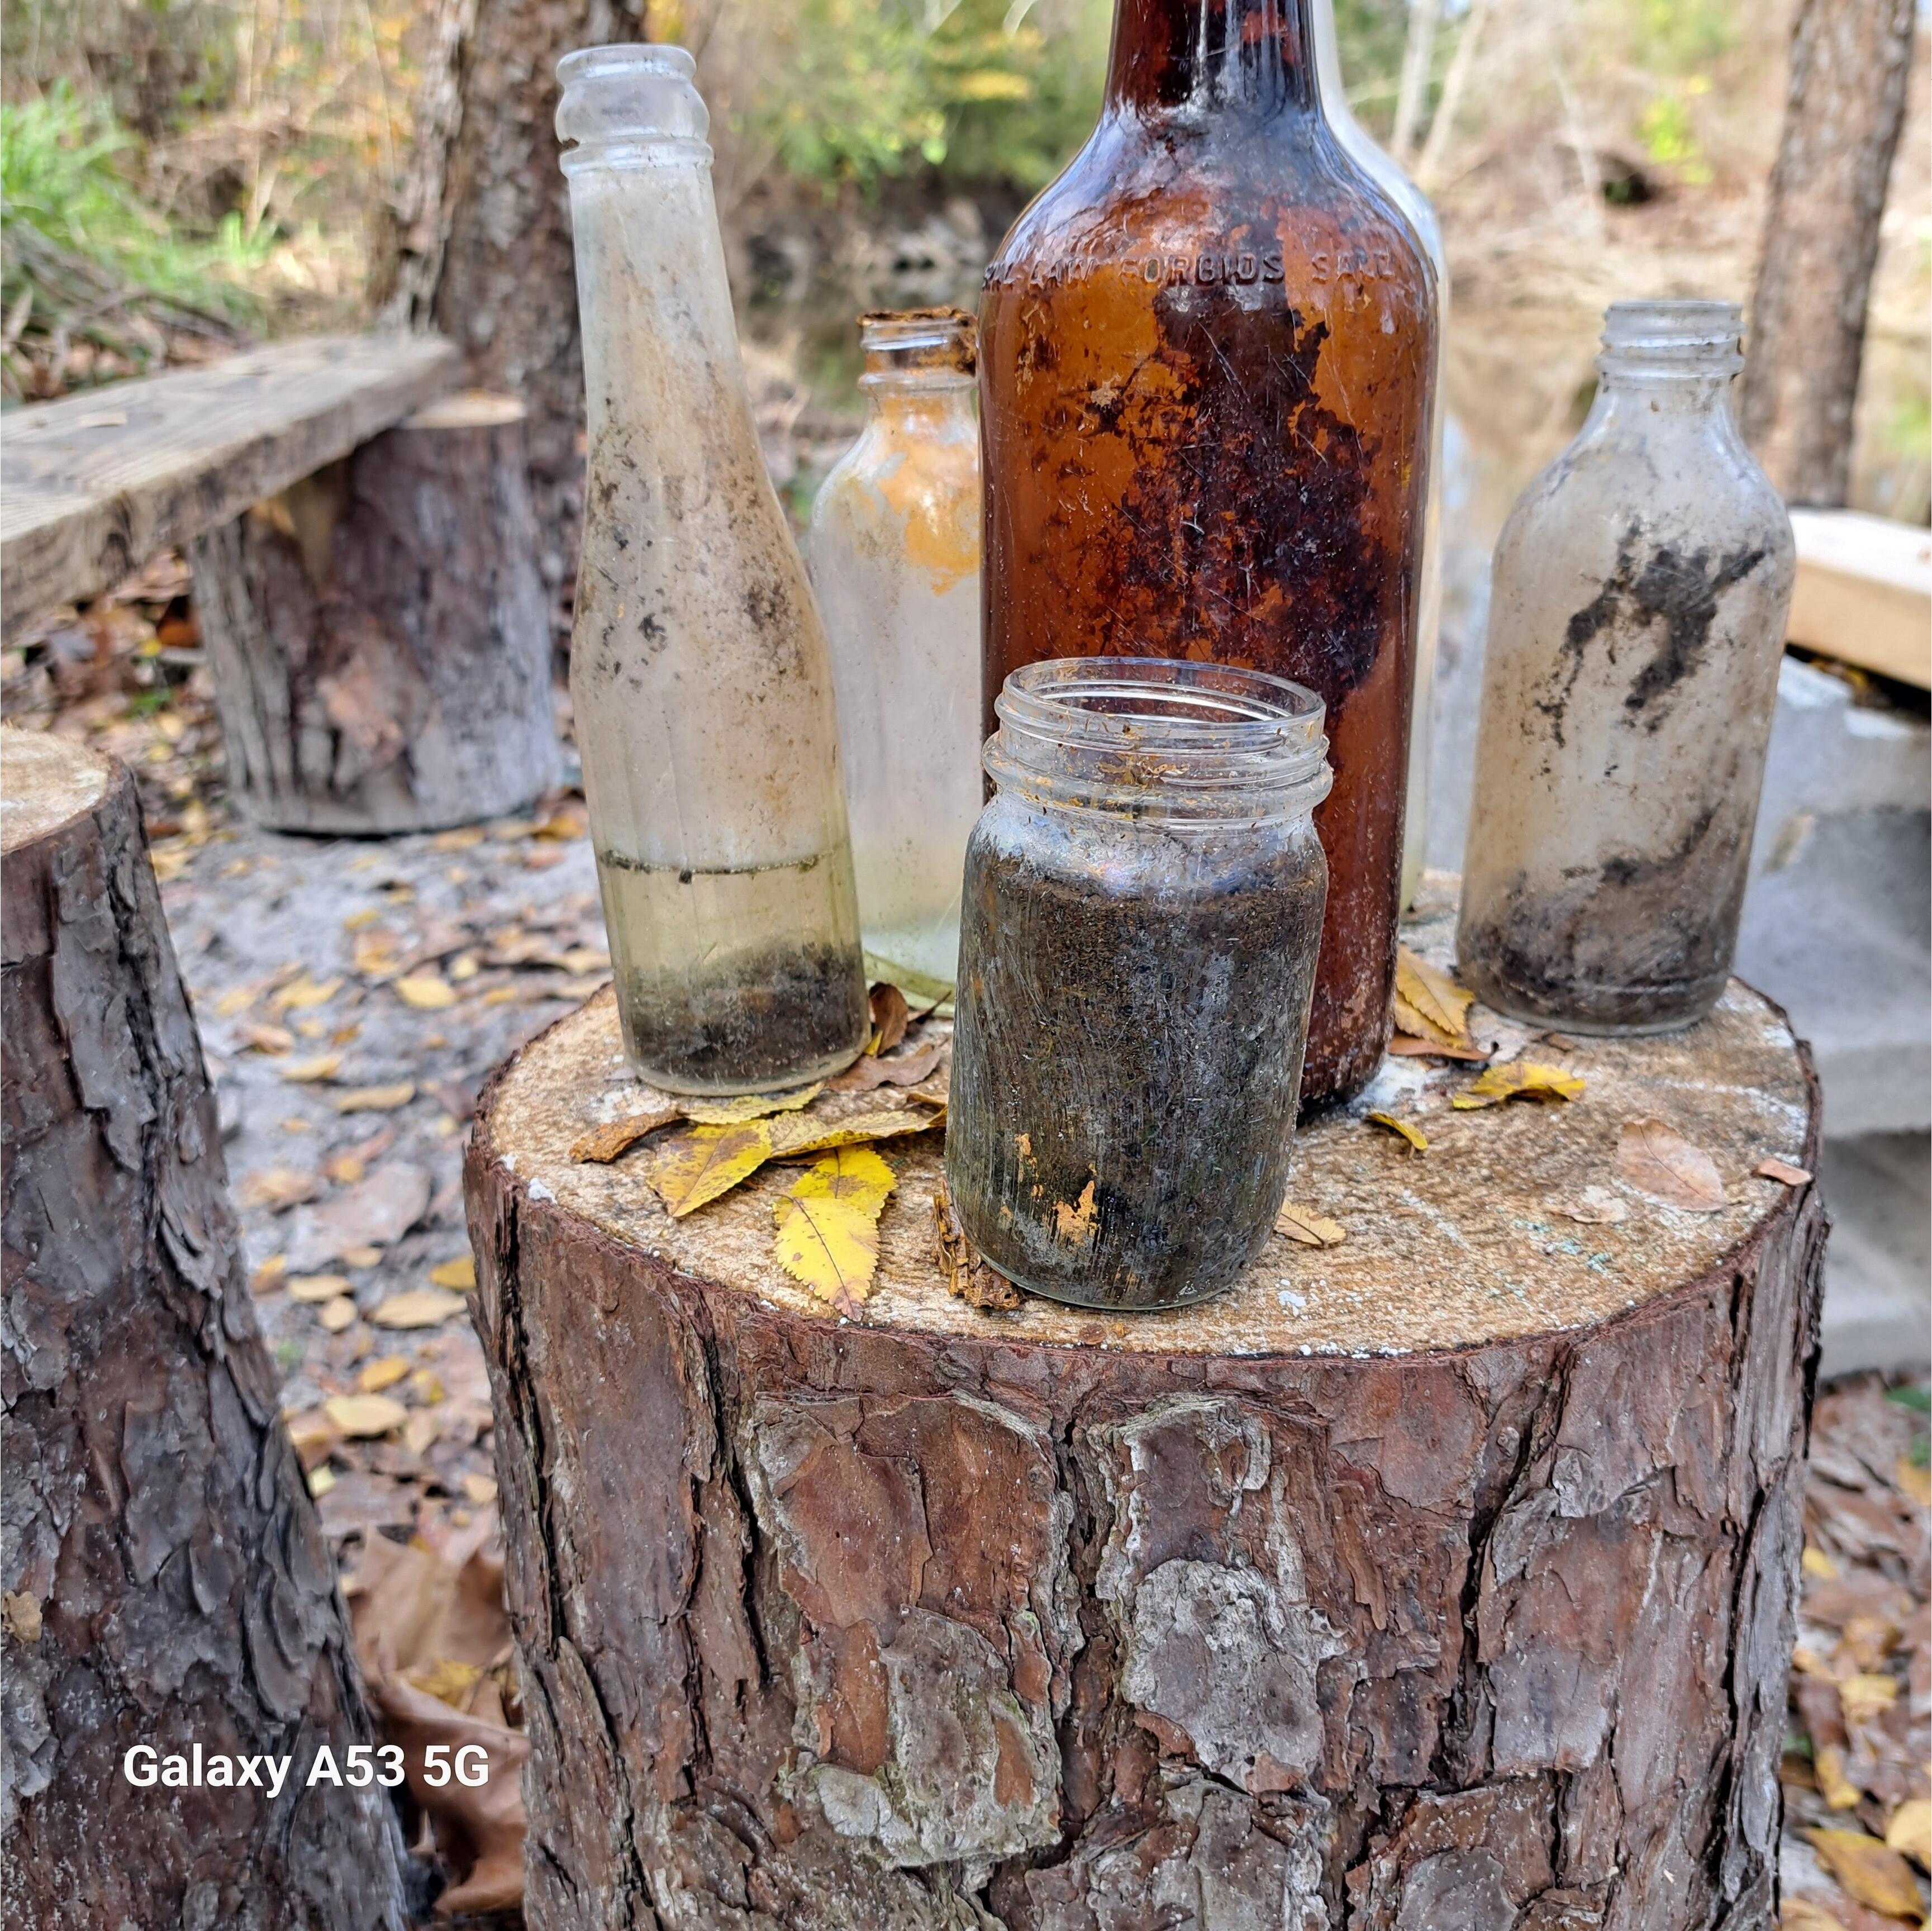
left=1597, top=299, right=1744, bottom=381
left=860, top=308, right=977, bottom=388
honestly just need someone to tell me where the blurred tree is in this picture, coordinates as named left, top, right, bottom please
left=1741, top=0, right=1918, bottom=506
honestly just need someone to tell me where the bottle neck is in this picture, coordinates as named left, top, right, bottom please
left=1105, top=0, right=1319, bottom=120
left=1586, top=302, right=1747, bottom=432
left=864, top=376, right=975, bottom=430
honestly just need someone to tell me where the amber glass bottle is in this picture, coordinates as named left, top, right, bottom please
left=981, top=0, right=1435, bottom=1109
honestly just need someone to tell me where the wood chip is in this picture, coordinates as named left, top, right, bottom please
left=1617, top=1117, right=1727, bottom=1212
left=1755, top=1156, right=1814, bottom=1186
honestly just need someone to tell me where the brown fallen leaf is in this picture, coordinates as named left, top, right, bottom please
left=1886, top=1797, right=1931, bottom=1872
left=324, top=1393, right=407, bottom=1439
left=1367, top=1111, right=1427, bottom=1153
left=359, top=1356, right=411, bottom=1394
left=1617, top=1117, right=1727, bottom=1212
left=461, top=1473, right=500, bottom=1507
left=829, top=1040, right=947, bottom=1093
left=333, top=1082, right=417, bottom=1114
left=772, top=1147, right=896, bottom=1318
left=1386, top=1031, right=1489, bottom=1063
left=1452, top=1062, right=1586, bottom=1110
left=1781, top=1900, right=1849, bottom=1931
left=934, top=1185, right=1021, bottom=1310
left=1757, top=1156, right=1815, bottom=1186
left=284, top=1163, right=432, bottom=1271
left=250, top=1255, right=288, bottom=1296
left=237, top=1021, right=296, bottom=1056
left=867, top=981, right=911, bottom=1055
left=279, top=1053, right=343, bottom=1084
left=322, top=1153, right=366, bottom=1186
left=270, top=975, right=343, bottom=1012
left=569, top=1105, right=684, bottom=1163
left=1275, top=1202, right=1347, bottom=1246
left=1816, top=1742, right=1864, bottom=1811
left=1803, top=1829, right=1926, bottom=1917
left=1393, top=946, right=1477, bottom=1047
left=1554, top=1185, right=1629, bottom=1225
left=430, top=1255, right=476, bottom=1291
left=287, top=1273, right=352, bottom=1304
left=370, top=1288, right=469, bottom=1330
left=396, top=974, right=459, bottom=1011
left=240, top=1168, right=322, bottom=1212
left=318, top=1297, right=358, bottom=1333
left=1836, top=1673, right=1899, bottom=1723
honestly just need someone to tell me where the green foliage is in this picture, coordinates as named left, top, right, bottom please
left=746, top=0, right=1108, bottom=194
left=1, top=82, right=267, bottom=330
left=1631, top=0, right=1734, bottom=69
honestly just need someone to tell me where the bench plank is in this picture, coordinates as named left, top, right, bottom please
left=1, top=334, right=460, bottom=637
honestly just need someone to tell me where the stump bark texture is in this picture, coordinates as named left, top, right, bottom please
left=192, top=392, right=559, bottom=834
left=466, top=903, right=1824, bottom=1931
left=0, top=729, right=408, bottom=1928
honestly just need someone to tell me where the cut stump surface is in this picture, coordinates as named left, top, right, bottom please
left=466, top=892, right=1824, bottom=1930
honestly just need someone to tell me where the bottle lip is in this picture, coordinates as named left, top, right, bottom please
left=986, top=658, right=1333, bottom=824
left=556, top=42, right=711, bottom=173
left=1597, top=298, right=1744, bottom=378
left=859, top=308, right=977, bottom=387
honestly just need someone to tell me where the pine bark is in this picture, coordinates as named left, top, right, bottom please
left=190, top=396, right=559, bottom=835
left=0, top=729, right=408, bottom=1928
left=465, top=988, right=1826, bottom=1931
left=378, top=0, right=645, bottom=589
left=1739, top=0, right=1918, bottom=507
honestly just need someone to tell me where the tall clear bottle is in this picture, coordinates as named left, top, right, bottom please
left=1312, top=0, right=1446, bottom=910
left=979, top=0, right=1438, bottom=1110
left=808, top=310, right=982, bottom=987
left=1457, top=301, right=1796, bottom=1032
left=557, top=45, right=868, bottom=1091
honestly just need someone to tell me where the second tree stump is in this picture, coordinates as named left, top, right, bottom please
left=192, top=392, right=560, bottom=834
left=466, top=934, right=1823, bottom=1931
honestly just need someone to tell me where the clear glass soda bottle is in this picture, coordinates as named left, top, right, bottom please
left=808, top=310, right=982, bottom=987
left=1457, top=301, right=1797, bottom=1032
left=556, top=45, right=868, bottom=1091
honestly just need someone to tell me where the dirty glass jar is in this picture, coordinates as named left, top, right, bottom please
left=557, top=45, right=868, bottom=1091
left=946, top=659, right=1332, bottom=1311
left=1457, top=300, right=1797, bottom=1032
left=808, top=310, right=981, bottom=987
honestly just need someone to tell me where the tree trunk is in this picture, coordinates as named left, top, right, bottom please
left=464, top=925, right=1824, bottom=1930
left=191, top=394, right=560, bottom=835
left=378, top=0, right=645, bottom=596
left=1739, top=0, right=1918, bottom=507
left=0, top=728, right=408, bottom=1928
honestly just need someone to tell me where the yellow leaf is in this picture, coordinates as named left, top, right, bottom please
left=770, top=1105, right=944, bottom=1158
left=1616, top=1116, right=1726, bottom=1212
left=1815, top=1743, right=1863, bottom=1811
left=270, top=975, right=342, bottom=1012
left=1275, top=1202, right=1346, bottom=1247
left=772, top=1148, right=896, bottom=1316
left=1886, top=1797, right=1931, bottom=1871
left=214, top=984, right=256, bottom=1018
left=323, top=1393, right=407, bottom=1438
left=340, top=1245, right=382, bottom=1269
left=1781, top=1899, right=1848, bottom=1931
left=1367, top=1111, right=1428, bottom=1152
left=403, top=1411, right=440, bottom=1456
left=404, top=1657, right=483, bottom=1708
left=648, top=1121, right=779, bottom=1217
left=307, top=1467, right=337, bottom=1499
left=358, top=1356, right=410, bottom=1393
left=279, top=1054, right=342, bottom=1084
left=1838, top=1673, right=1899, bottom=1724
left=1803, top=1829, right=1926, bottom=1916
left=395, top=974, right=458, bottom=1010
left=318, top=1296, right=358, bottom=1333
left=333, top=1082, right=416, bottom=1114
left=1452, top=1062, right=1586, bottom=1110
left=429, top=1255, right=475, bottom=1291
left=1803, top=1545, right=1840, bottom=1581
left=1395, top=945, right=1476, bottom=1048
left=461, top=1473, right=499, bottom=1506
left=683, top=1082, right=824, bottom=1125
left=369, top=1288, right=468, bottom=1330
left=287, top=1273, right=352, bottom=1304
left=1898, top=1457, right=1931, bottom=1507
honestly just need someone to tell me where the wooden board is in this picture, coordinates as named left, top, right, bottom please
left=0, top=332, right=459, bottom=638
left=1786, top=506, right=1932, bottom=690
left=465, top=884, right=1824, bottom=1929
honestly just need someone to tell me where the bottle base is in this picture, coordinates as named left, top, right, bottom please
left=1457, top=958, right=1727, bottom=1038
left=974, top=1257, right=1235, bottom=1316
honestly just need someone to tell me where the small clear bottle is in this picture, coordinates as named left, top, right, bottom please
left=808, top=310, right=982, bottom=987
left=1312, top=0, right=1446, bottom=910
left=556, top=46, right=868, bottom=1091
left=1457, top=300, right=1797, bottom=1032
left=946, top=659, right=1332, bottom=1311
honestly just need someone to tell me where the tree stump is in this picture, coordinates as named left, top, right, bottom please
left=1, top=729, right=408, bottom=1927
left=465, top=898, right=1824, bottom=1931
left=191, top=392, right=560, bottom=834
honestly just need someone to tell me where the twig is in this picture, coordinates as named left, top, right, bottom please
left=1416, top=0, right=1498, bottom=193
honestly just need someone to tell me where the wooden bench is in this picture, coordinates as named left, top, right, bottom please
left=2, top=334, right=561, bottom=833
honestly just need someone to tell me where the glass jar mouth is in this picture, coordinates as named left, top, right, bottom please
left=556, top=43, right=711, bottom=172
left=987, top=657, right=1333, bottom=822
left=859, top=308, right=977, bottom=388
left=1597, top=299, right=1744, bottom=379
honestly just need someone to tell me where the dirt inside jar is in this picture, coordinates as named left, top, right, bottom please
left=946, top=807, right=1327, bottom=1310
